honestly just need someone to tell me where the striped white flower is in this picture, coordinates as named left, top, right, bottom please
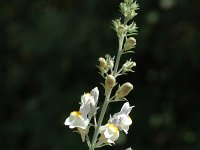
left=109, top=102, right=134, bottom=134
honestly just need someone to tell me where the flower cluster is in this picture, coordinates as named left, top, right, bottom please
left=64, top=87, right=99, bottom=142
left=64, top=87, right=134, bottom=146
left=64, top=0, right=139, bottom=149
left=96, top=102, right=134, bottom=147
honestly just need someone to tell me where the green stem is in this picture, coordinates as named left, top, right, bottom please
left=90, top=90, right=111, bottom=150
left=113, top=35, right=125, bottom=76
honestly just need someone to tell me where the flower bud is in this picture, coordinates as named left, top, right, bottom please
left=105, top=75, right=116, bottom=90
left=117, top=25, right=125, bottom=35
left=127, top=22, right=137, bottom=33
left=130, top=11, right=137, bottom=19
left=116, top=82, right=133, bottom=98
left=122, top=61, right=136, bottom=73
left=124, top=37, right=136, bottom=51
left=99, top=57, right=107, bottom=70
left=108, top=59, right=114, bottom=70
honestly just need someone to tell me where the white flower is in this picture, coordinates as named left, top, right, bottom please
left=64, top=111, right=89, bottom=129
left=97, top=123, right=119, bottom=146
left=64, top=87, right=99, bottom=142
left=64, top=111, right=89, bottom=142
left=90, top=87, right=99, bottom=105
left=64, top=87, right=99, bottom=129
left=109, top=102, right=134, bottom=134
left=80, top=87, right=99, bottom=117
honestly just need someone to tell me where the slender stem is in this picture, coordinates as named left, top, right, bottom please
left=90, top=90, right=111, bottom=150
left=113, top=35, right=125, bottom=76
left=94, top=115, right=97, bottom=127
left=86, top=134, right=91, bottom=147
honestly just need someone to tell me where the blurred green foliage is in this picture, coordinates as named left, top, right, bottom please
left=1, top=0, right=200, bottom=150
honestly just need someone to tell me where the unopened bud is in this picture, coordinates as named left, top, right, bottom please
left=99, top=57, right=107, bottom=70
left=117, top=25, right=125, bottom=35
left=127, top=22, right=137, bottom=33
left=103, top=54, right=114, bottom=71
left=105, top=75, right=116, bottom=90
left=116, top=82, right=133, bottom=98
left=108, top=59, right=114, bottom=70
left=122, top=61, right=136, bottom=72
left=130, top=11, right=137, bottom=19
left=124, top=37, right=136, bottom=51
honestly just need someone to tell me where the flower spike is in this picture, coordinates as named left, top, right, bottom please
left=64, top=0, right=140, bottom=149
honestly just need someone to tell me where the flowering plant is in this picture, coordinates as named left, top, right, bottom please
left=64, top=0, right=139, bottom=149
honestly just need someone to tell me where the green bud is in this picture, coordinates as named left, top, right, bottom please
left=105, top=54, right=114, bottom=70
left=124, top=37, right=136, bottom=51
left=118, top=25, right=126, bottom=35
left=120, top=3, right=126, bottom=16
left=129, top=11, right=137, bottom=19
left=116, top=82, right=133, bottom=98
left=105, top=75, right=116, bottom=90
left=122, top=60, right=136, bottom=72
left=121, top=0, right=139, bottom=21
left=127, top=22, right=137, bottom=33
left=112, top=19, right=126, bottom=36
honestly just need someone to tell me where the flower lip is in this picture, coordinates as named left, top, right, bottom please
left=70, top=111, right=82, bottom=117
left=64, top=111, right=89, bottom=129
left=106, top=123, right=119, bottom=134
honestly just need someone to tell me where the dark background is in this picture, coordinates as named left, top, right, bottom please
left=1, top=0, right=200, bottom=150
